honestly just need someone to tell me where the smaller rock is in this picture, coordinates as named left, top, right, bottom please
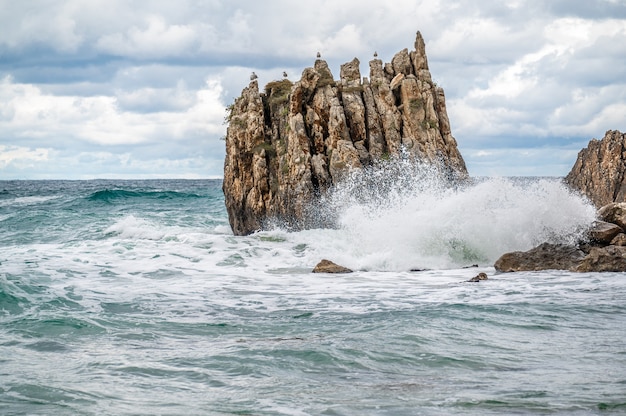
left=390, top=73, right=405, bottom=90
left=587, top=220, right=624, bottom=244
left=598, top=202, right=626, bottom=230
left=611, top=233, right=626, bottom=246
left=467, top=272, right=488, bottom=282
left=312, top=259, right=353, bottom=274
left=576, top=245, right=626, bottom=272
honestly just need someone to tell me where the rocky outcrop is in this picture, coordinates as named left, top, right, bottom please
left=494, top=243, right=587, bottom=273
left=223, top=31, right=468, bottom=235
left=495, top=202, right=626, bottom=273
left=565, top=130, right=626, bottom=208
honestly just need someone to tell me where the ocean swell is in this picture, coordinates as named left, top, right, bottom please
left=88, top=189, right=202, bottom=203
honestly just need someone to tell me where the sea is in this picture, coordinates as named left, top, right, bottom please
left=1, top=172, right=626, bottom=415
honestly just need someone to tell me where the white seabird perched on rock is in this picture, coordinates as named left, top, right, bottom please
left=374, top=51, right=378, bottom=57
left=316, top=51, right=321, bottom=58
left=283, top=71, right=288, bottom=78
left=250, top=72, right=258, bottom=80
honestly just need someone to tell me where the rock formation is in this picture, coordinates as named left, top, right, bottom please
left=223, top=31, right=468, bottom=235
left=494, top=202, right=626, bottom=273
left=565, top=130, right=626, bottom=208
left=494, top=243, right=587, bottom=273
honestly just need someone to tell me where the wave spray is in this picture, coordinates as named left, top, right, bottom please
left=305, top=159, right=596, bottom=270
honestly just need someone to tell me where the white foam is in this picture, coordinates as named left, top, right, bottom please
left=0, top=195, right=59, bottom=207
left=104, top=215, right=167, bottom=240
left=289, top=160, right=597, bottom=271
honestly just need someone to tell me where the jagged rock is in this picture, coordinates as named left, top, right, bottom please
left=587, top=220, right=624, bottom=244
left=312, top=259, right=353, bottom=274
left=597, top=202, right=626, bottom=229
left=610, top=233, right=626, bottom=246
left=565, top=130, right=626, bottom=208
left=494, top=243, right=587, bottom=272
left=467, top=272, right=488, bottom=282
left=576, top=246, right=626, bottom=272
left=390, top=73, right=405, bottom=90
left=223, top=31, right=468, bottom=235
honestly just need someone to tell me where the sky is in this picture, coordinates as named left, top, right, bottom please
left=1, top=0, right=625, bottom=179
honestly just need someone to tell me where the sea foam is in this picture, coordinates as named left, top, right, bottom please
left=287, top=159, right=597, bottom=271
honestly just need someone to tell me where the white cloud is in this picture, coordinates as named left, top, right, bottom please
left=0, top=145, right=49, bottom=169
left=96, top=15, right=199, bottom=58
left=0, top=75, right=226, bottom=146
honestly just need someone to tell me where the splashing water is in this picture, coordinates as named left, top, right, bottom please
left=303, top=159, right=597, bottom=270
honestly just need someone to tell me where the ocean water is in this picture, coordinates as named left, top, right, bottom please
left=1, top=175, right=625, bottom=415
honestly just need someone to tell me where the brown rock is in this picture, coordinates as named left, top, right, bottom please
left=468, top=272, right=488, bottom=282
left=610, top=233, right=626, bottom=246
left=587, top=220, right=624, bottom=244
left=576, top=245, right=626, bottom=272
left=494, top=243, right=587, bottom=272
left=597, top=202, right=626, bottom=229
left=312, top=259, right=353, bottom=274
left=389, top=73, right=405, bottom=90
left=565, top=130, right=626, bottom=208
left=223, top=31, right=468, bottom=235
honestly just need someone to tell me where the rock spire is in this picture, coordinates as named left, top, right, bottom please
left=565, top=130, right=626, bottom=208
left=223, top=31, right=468, bottom=236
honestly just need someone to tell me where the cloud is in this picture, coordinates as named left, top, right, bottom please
left=0, top=0, right=625, bottom=178
left=448, top=14, right=626, bottom=158
left=0, top=145, right=49, bottom=169
left=96, top=16, right=200, bottom=59
left=0, top=74, right=227, bottom=178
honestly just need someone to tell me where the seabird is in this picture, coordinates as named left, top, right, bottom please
left=316, top=51, right=321, bottom=58
left=283, top=71, right=288, bottom=78
left=250, top=71, right=258, bottom=80
left=374, top=51, right=378, bottom=57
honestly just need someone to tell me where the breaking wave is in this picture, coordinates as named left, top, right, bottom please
left=300, top=159, right=597, bottom=270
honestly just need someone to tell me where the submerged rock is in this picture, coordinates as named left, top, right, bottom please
left=312, top=259, right=353, bottom=274
left=467, top=272, right=488, bottom=282
left=223, top=31, right=468, bottom=236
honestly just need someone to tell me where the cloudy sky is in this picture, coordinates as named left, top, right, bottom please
left=1, top=0, right=625, bottom=179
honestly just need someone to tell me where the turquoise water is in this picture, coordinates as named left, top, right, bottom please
left=1, top=179, right=625, bottom=415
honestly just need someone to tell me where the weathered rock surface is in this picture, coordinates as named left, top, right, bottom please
left=576, top=246, right=626, bottom=272
left=495, top=203, right=626, bottom=273
left=494, top=243, right=587, bottom=273
left=223, top=31, right=468, bottom=235
left=597, top=202, right=626, bottom=229
left=312, top=259, right=353, bottom=274
left=587, top=221, right=624, bottom=244
left=565, top=130, right=626, bottom=208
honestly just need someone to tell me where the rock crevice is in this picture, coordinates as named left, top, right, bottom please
left=223, top=31, right=468, bottom=235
